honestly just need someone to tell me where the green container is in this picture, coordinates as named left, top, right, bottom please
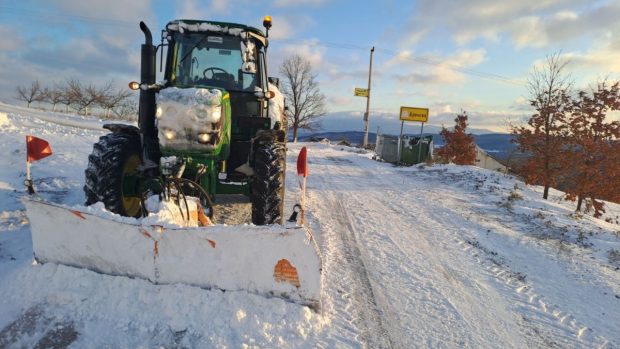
left=399, top=135, right=433, bottom=165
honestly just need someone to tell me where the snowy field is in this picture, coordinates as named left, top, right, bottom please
left=0, top=102, right=619, bottom=348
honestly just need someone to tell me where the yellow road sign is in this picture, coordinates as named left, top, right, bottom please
left=400, top=106, right=429, bottom=122
left=354, top=88, right=369, bottom=97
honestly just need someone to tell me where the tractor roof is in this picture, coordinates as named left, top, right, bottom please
left=166, top=19, right=265, bottom=38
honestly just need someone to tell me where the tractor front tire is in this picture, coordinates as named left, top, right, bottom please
left=84, top=132, right=143, bottom=217
left=251, top=139, right=285, bottom=225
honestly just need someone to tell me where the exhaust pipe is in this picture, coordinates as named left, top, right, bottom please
left=138, top=21, right=161, bottom=172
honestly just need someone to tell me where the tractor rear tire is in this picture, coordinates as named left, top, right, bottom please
left=251, top=139, right=285, bottom=225
left=84, top=132, right=144, bottom=218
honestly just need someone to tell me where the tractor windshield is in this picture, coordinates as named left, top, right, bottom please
left=170, top=32, right=260, bottom=91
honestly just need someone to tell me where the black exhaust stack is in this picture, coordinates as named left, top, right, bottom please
left=138, top=21, right=161, bottom=171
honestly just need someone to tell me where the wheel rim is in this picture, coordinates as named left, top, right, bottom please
left=121, top=154, right=142, bottom=217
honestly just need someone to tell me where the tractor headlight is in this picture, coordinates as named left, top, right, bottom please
left=163, top=129, right=176, bottom=140
left=156, top=106, right=163, bottom=118
left=197, top=133, right=211, bottom=144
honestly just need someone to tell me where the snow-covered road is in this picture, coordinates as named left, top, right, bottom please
left=300, top=144, right=619, bottom=349
left=310, top=152, right=528, bottom=348
left=1, top=104, right=619, bottom=348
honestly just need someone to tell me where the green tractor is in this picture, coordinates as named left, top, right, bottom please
left=84, top=17, right=287, bottom=225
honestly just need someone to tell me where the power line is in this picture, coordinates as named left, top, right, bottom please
left=272, top=38, right=525, bottom=86
left=376, top=47, right=524, bottom=86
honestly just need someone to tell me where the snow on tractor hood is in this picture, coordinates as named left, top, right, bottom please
left=156, top=87, right=223, bottom=150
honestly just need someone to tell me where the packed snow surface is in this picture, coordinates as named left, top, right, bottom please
left=1, top=102, right=620, bottom=348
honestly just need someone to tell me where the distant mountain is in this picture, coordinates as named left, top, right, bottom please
left=297, top=131, right=518, bottom=162
left=311, top=111, right=498, bottom=136
left=298, top=131, right=378, bottom=145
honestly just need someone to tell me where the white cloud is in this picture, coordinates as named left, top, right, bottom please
left=328, top=96, right=352, bottom=106
left=0, top=25, right=23, bottom=51
left=384, top=50, right=413, bottom=68
left=269, top=15, right=313, bottom=40
left=175, top=0, right=210, bottom=19
left=405, top=30, right=427, bottom=46
left=402, top=0, right=617, bottom=49
left=51, top=0, right=154, bottom=23
left=174, top=0, right=238, bottom=18
left=280, top=39, right=326, bottom=68
left=210, top=0, right=228, bottom=14
left=561, top=46, right=620, bottom=74
left=392, top=49, right=487, bottom=85
left=510, top=17, right=547, bottom=49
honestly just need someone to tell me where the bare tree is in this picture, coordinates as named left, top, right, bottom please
left=279, top=54, right=327, bottom=142
left=98, top=85, right=132, bottom=119
left=15, top=80, right=44, bottom=108
left=63, top=79, right=83, bottom=113
left=112, top=99, right=138, bottom=121
left=65, top=79, right=103, bottom=115
left=511, top=52, right=573, bottom=199
left=57, top=80, right=77, bottom=112
left=42, top=85, right=64, bottom=112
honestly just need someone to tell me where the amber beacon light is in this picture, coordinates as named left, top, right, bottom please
left=263, top=16, right=272, bottom=29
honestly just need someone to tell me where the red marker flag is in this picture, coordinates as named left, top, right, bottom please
left=26, top=135, right=53, bottom=162
left=297, top=146, right=308, bottom=177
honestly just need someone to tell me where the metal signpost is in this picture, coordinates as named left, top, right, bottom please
left=353, top=47, right=374, bottom=147
left=397, top=106, right=429, bottom=165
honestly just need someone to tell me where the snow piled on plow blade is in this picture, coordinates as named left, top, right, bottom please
left=23, top=198, right=322, bottom=311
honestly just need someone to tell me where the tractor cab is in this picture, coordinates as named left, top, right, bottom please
left=164, top=20, right=266, bottom=96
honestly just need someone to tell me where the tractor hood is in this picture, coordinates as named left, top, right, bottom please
left=156, top=87, right=230, bottom=152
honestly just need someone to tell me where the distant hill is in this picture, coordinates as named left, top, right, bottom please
left=297, top=131, right=519, bottom=162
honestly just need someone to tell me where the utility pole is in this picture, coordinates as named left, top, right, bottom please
left=363, top=46, right=375, bottom=147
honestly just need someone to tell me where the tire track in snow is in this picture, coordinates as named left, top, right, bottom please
left=310, top=153, right=504, bottom=348
left=302, top=145, right=615, bottom=348
left=334, top=172, right=527, bottom=348
left=389, top=167, right=615, bottom=348
left=309, top=188, right=393, bottom=349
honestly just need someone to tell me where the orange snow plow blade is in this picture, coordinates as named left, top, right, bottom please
left=23, top=198, right=322, bottom=311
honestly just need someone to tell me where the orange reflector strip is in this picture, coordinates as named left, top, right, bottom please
left=69, top=210, right=86, bottom=220
left=140, top=229, right=153, bottom=239
left=153, top=241, right=159, bottom=257
left=207, top=239, right=216, bottom=248
left=274, top=259, right=300, bottom=288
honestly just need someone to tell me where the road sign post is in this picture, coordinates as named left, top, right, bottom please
left=353, top=47, right=374, bottom=147
left=397, top=106, right=429, bottom=165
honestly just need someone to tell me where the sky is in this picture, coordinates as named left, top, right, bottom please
left=1, top=0, right=620, bottom=134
